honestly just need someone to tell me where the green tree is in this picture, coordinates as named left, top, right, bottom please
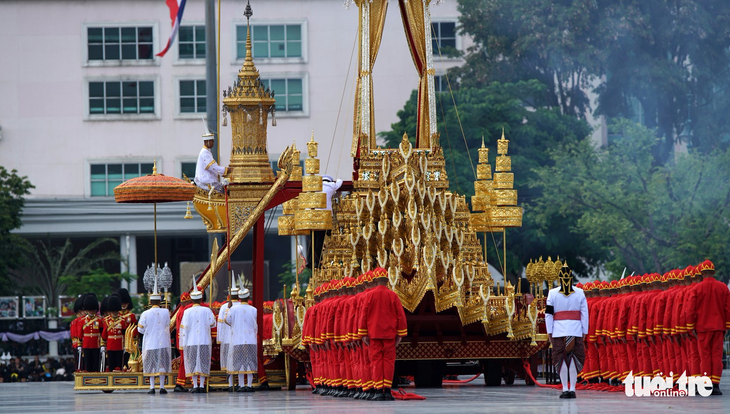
left=0, top=167, right=34, bottom=295
left=455, top=0, right=730, bottom=163
left=60, top=268, right=135, bottom=298
left=380, top=81, right=603, bottom=279
left=17, top=237, right=123, bottom=300
left=277, top=261, right=311, bottom=298
left=532, top=119, right=730, bottom=281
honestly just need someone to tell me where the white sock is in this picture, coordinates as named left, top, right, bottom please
left=192, top=375, right=198, bottom=388
left=150, top=376, right=155, bottom=389
left=229, top=375, right=234, bottom=387
left=568, top=361, right=577, bottom=392
left=247, top=374, right=253, bottom=387
left=159, top=375, right=165, bottom=390
left=200, top=377, right=205, bottom=388
left=560, top=361, right=569, bottom=392
left=239, top=374, right=245, bottom=387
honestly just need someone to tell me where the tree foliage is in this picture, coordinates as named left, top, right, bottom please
left=532, top=119, right=730, bottom=281
left=379, top=81, right=602, bottom=279
left=455, top=0, right=730, bottom=163
left=17, top=238, right=123, bottom=300
left=60, top=268, right=135, bottom=298
left=0, top=167, right=34, bottom=295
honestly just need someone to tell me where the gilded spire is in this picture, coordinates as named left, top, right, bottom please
left=223, top=0, right=274, bottom=108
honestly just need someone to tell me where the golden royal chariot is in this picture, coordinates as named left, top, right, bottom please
left=76, top=0, right=564, bottom=391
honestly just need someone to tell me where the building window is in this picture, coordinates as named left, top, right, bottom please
left=87, top=26, right=153, bottom=61
left=260, top=78, right=303, bottom=112
left=89, top=81, right=155, bottom=115
left=434, top=75, right=446, bottom=93
left=236, top=24, right=302, bottom=59
left=180, top=80, right=206, bottom=113
left=431, top=21, right=457, bottom=53
left=179, top=25, right=206, bottom=59
left=181, top=162, right=196, bottom=181
left=90, top=162, right=153, bottom=197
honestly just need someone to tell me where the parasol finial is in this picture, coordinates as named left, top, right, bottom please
left=153, top=159, right=158, bottom=175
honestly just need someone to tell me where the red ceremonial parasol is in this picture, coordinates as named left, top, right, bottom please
left=114, top=162, right=196, bottom=277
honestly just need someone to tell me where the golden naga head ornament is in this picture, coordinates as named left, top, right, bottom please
left=558, top=261, right=574, bottom=296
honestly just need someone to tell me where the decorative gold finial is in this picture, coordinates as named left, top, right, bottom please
left=153, top=159, right=158, bottom=175
left=184, top=201, right=193, bottom=219
left=481, top=135, right=485, bottom=148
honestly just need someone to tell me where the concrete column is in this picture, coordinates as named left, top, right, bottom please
left=120, top=234, right=138, bottom=293
left=47, top=318, right=58, bottom=357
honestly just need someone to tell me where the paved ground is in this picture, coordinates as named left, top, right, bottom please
left=1, top=373, right=728, bottom=413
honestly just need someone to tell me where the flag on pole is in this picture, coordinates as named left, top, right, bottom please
left=297, top=244, right=308, bottom=275
left=157, top=0, right=188, bottom=57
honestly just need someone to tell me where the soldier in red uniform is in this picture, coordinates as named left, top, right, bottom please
left=302, top=287, right=321, bottom=392
left=70, top=295, right=85, bottom=371
left=580, top=282, right=600, bottom=382
left=686, top=260, right=730, bottom=395
left=101, top=295, right=128, bottom=372
left=174, top=292, right=193, bottom=392
left=347, top=275, right=366, bottom=398
left=81, top=294, right=102, bottom=372
left=355, top=271, right=376, bottom=399
left=682, top=267, right=703, bottom=378
left=117, top=288, right=137, bottom=370
left=635, top=274, right=654, bottom=377
left=592, top=281, right=610, bottom=382
left=358, top=267, right=407, bottom=401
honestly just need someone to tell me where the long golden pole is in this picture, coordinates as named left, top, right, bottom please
left=154, top=203, right=158, bottom=273
left=294, top=236, right=298, bottom=287
left=502, top=228, right=507, bottom=284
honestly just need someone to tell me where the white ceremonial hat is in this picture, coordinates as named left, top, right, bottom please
left=190, top=275, right=203, bottom=300
left=238, top=287, right=250, bottom=299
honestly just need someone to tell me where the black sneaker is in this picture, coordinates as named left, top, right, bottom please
left=382, top=389, right=395, bottom=401
left=256, top=382, right=272, bottom=391
left=159, top=388, right=167, bottom=395
left=569, top=391, right=576, bottom=399
left=174, top=384, right=187, bottom=393
left=559, top=391, right=571, bottom=399
left=712, top=385, right=723, bottom=396
left=147, top=389, right=156, bottom=395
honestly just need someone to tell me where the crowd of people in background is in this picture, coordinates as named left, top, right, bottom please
left=0, top=355, right=76, bottom=382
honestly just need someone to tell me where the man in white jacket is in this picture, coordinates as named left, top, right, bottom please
left=137, top=279, right=171, bottom=394
left=179, top=282, right=216, bottom=393
left=225, top=287, right=258, bottom=392
left=545, top=262, right=589, bottom=399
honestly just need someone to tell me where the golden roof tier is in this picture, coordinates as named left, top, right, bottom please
left=221, top=1, right=275, bottom=184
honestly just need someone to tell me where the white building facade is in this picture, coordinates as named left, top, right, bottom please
left=0, top=0, right=469, bottom=297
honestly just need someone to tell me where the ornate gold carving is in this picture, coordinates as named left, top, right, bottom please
left=302, top=175, right=322, bottom=192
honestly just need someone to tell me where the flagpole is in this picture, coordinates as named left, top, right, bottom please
left=205, top=0, right=218, bottom=160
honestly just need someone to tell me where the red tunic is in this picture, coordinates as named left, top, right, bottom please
left=686, top=277, right=730, bottom=332
left=358, top=285, right=407, bottom=339
left=70, top=316, right=84, bottom=348
left=119, top=309, right=137, bottom=326
left=101, top=315, right=128, bottom=351
left=82, top=315, right=102, bottom=348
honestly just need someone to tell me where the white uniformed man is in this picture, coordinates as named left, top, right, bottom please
left=137, top=277, right=171, bottom=394
left=225, top=287, right=258, bottom=392
left=218, top=273, right=240, bottom=392
left=179, top=279, right=216, bottom=393
left=545, top=262, right=589, bottom=399
left=194, top=131, right=230, bottom=193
